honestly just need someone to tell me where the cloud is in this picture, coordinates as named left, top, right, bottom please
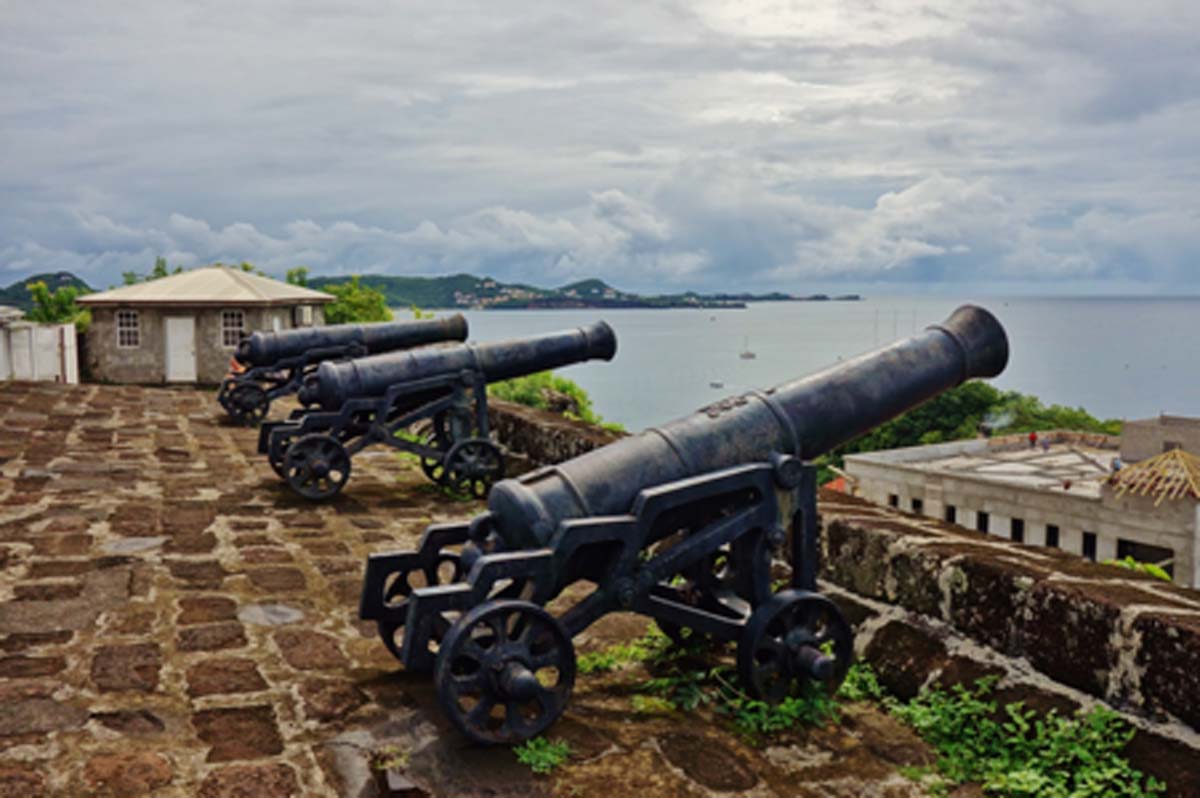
left=1, top=0, right=1198, bottom=291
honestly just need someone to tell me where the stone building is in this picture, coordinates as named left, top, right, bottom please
left=844, top=426, right=1200, bottom=589
left=77, top=266, right=333, bottom=384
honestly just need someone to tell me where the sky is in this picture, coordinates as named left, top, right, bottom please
left=2, top=0, right=1199, bottom=294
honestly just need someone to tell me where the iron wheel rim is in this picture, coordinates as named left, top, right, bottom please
left=284, top=434, right=352, bottom=500
left=435, top=599, right=575, bottom=745
left=737, top=589, right=852, bottom=704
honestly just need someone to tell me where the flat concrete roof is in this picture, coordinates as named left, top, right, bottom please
left=847, top=437, right=1116, bottom=498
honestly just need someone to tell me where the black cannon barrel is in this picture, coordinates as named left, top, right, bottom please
left=487, top=305, right=1008, bottom=550
left=235, top=315, right=469, bottom=367
left=298, top=320, right=618, bottom=411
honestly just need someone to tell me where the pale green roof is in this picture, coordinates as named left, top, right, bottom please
left=78, top=266, right=333, bottom=307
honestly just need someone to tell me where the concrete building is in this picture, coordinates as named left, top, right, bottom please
left=844, top=426, right=1200, bottom=589
left=77, top=266, right=333, bottom=384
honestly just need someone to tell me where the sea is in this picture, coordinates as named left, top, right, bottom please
left=411, top=297, right=1200, bottom=432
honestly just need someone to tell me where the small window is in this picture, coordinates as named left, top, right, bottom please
left=911, top=498, right=924, bottom=515
left=116, top=310, right=140, bottom=348
left=888, top=494, right=899, bottom=508
left=976, top=511, right=990, bottom=534
left=1116, top=539, right=1174, bottom=579
left=221, top=310, right=246, bottom=348
left=1045, top=524, right=1060, bottom=548
left=1011, top=518, right=1025, bottom=544
left=294, top=305, right=314, bottom=327
left=1082, top=532, right=1097, bottom=561
left=944, top=505, right=957, bottom=524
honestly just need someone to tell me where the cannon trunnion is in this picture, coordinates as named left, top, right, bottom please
left=260, top=321, right=618, bottom=501
left=217, top=315, right=468, bottom=425
left=359, top=305, right=1009, bottom=744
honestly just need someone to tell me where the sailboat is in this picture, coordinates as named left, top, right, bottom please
left=739, top=336, right=756, bottom=360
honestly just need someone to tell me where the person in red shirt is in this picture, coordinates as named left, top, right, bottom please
left=1029, top=430, right=1038, bottom=449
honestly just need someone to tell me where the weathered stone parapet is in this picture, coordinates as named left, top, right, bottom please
left=819, top=488, right=1200, bottom=794
left=488, top=399, right=625, bottom=473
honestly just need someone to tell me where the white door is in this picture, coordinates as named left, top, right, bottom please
left=165, top=316, right=197, bottom=382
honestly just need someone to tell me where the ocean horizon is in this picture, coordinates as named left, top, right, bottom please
left=408, top=296, right=1200, bottom=431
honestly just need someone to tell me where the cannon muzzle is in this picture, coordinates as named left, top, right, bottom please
left=487, top=304, right=1008, bottom=549
left=235, top=315, right=469, bottom=367
left=298, top=320, right=618, bottom=410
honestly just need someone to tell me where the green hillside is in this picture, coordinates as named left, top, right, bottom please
left=308, top=273, right=551, bottom=308
left=1, top=272, right=93, bottom=311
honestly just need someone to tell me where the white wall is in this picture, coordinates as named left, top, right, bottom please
left=0, top=323, right=79, bottom=384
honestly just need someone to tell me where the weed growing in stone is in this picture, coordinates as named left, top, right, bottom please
left=513, top=736, right=571, bottom=774
left=889, top=677, right=1165, bottom=797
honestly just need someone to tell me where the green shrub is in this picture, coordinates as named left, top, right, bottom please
left=323, top=275, right=394, bottom=324
left=512, top=737, right=570, bottom=774
left=25, top=280, right=90, bottom=332
left=1102, top=556, right=1171, bottom=582
left=489, top=371, right=622, bottom=431
left=890, top=677, right=1164, bottom=797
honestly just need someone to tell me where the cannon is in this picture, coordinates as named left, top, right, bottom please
left=217, top=316, right=468, bottom=425
left=260, top=320, right=618, bottom=501
left=358, top=305, right=1009, bottom=743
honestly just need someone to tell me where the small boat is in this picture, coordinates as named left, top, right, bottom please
left=709, top=381, right=724, bottom=389
left=739, top=336, right=756, bottom=360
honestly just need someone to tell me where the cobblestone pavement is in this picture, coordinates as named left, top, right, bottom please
left=0, top=383, right=933, bottom=798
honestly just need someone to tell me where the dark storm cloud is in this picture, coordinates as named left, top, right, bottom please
left=1, top=0, right=1198, bottom=292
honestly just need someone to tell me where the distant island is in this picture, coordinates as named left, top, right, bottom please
left=306, top=273, right=862, bottom=310
left=0, top=269, right=861, bottom=312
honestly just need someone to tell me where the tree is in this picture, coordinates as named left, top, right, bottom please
left=121, top=271, right=140, bottom=285
left=150, top=256, right=169, bottom=280
left=25, top=281, right=90, bottom=332
left=323, top=276, right=393, bottom=324
left=286, top=267, right=309, bottom=287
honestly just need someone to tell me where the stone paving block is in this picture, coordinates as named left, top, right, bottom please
left=83, top=752, right=172, bottom=797
left=274, top=630, right=348, bottom=670
left=299, top=678, right=367, bottom=722
left=0, top=695, right=88, bottom=736
left=0, top=765, right=45, bottom=798
left=92, top=644, right=161, bottom=692
left=247, top=567, right=307, bottom=593
left=192, top=705, right=284, bottom=762
left=178, top=596, right=238, bottom=625
left=0, top=655, right=66, bottom=678
left=186, top=658, right=268, bottom=697
left=12, top=583, right=83, bottom=601
left=177, top=622, right=247, bottom=653
left=197, top=763, right=299, bottom=798
left=92, top=709, right=166, bottom=735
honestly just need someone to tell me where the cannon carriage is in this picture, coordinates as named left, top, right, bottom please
left=217, top=315, right=468, bottom=425
left=260, top=321, right=618, bottom=501
left=358, top=305, right=1009, bottom=744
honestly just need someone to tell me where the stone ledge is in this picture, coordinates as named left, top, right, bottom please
left=819, top=488, right=1200, bottom=737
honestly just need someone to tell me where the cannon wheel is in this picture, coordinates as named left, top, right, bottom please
left=268, top=428, right=301, bottom=478
left=283, top=434, right=352, bottom=500
left=376, top=553, right=464, bottom=662
left=444, top=439, right=505, bottom=499
left=418, top=431, right=452, bottom=485
left=228, top=384, right=270, bottom=426
left=737, top=590, right=853, bottom=704
left=435, top=600, right=575, bottom=745
left=377, top=562, right=535, bottom=668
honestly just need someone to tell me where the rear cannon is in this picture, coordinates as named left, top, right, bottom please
left=359, top=305, right=1009, bottom=743
left=261, top=320, right=618, bottom=501
left=217, top=315, right=468, bottom=425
